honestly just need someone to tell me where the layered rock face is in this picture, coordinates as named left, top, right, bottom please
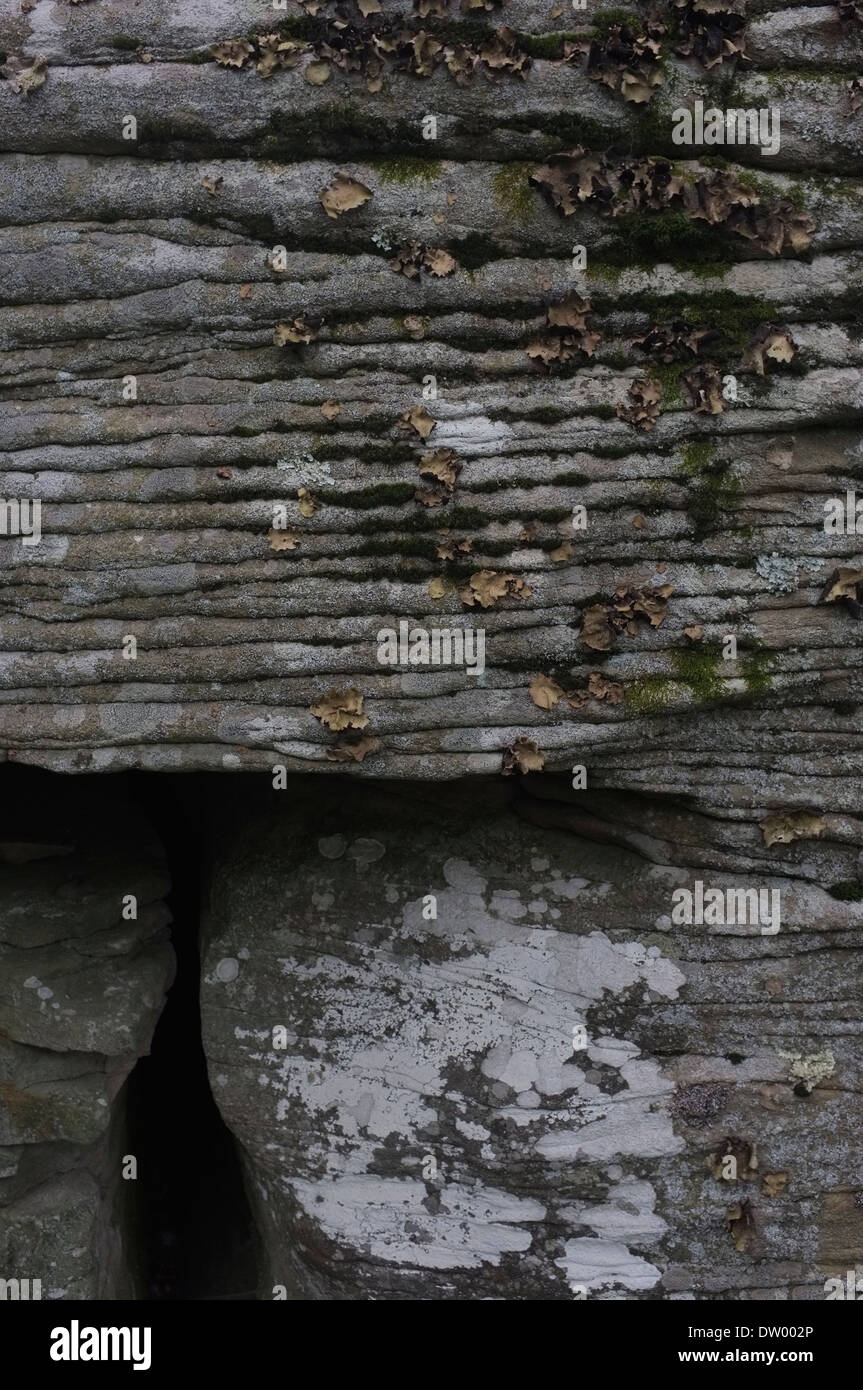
left=1, top=767, right=861, bottom=1301
left=0, top=0, right=860, bottom=789
left=0, top=0, right=861, bottom=1302
left=0, top=774, right=173, bottom=1299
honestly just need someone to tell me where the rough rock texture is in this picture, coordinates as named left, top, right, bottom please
left=0, top=773, right=174, bottom=1298
left=0, top=0, right=861, bottom=1303
left=0, top=0, right=860, bottom=789
left=200, top=778, right=863, bottom=1299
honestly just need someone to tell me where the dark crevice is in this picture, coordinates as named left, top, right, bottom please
left=124, top=776, right=262, bottom=1301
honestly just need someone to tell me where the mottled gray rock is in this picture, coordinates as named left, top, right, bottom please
left=0, top=0, right=861, bottom=787
left=0, top=0, right=861, bottom=1305
left=200, top=778, right=863, bottom=1299
left=0, top=777, right=174, bottom=1299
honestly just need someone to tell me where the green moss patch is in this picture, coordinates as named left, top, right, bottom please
left=624, top=674, right=677, bottom=715
left=492, top=163, right=535, bottom=222
left=677, top=440, right=742, bottom=537
left=672, top=647, right=725, bottom=703
left=740, top=647, right=774, bottom=697
left=372, top=157, right=444, bottom=185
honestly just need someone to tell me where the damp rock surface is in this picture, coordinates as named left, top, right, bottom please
left=0, top=773, right=174, bottom=1299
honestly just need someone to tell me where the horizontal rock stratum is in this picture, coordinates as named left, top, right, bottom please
left=1, top=0, right=862, bottom=1305
left=0, top=0, right=860, bottom=799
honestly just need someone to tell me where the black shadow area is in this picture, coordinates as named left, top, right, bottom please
left=125, top=778, right=261, bottom=1301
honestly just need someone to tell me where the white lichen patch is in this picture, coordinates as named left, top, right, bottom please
left=778, top=1047, right=835, bottom=1092
left=276, top=453, right=333, bottom=486
left=561, top=1179, right=667, bottom=1244
left=755, top=552, right=799, bottom=593
left=555, top=1180, right=666, bottom=1293
left=555, top=1237, right=662, bottom=1294
left=291, top=1176, right=544, bottom=1270
left=535, top=1056, right=683, bottom=1163
left=430, top=412, right=514, bottom=454
left=224, top=856, right=686, bottom=1279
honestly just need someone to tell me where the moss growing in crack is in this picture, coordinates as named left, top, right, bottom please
left=523, top=506, right=573, bottom=523
left=343, top=560, right=430, bottom=582
left=680, top=440, right=716, bottom=473
left=352, top=503, right=572, bottom=537
left=600, top=291, right=775, bottom=354
left=111, top=34, right=143, bottom=50
left=470, top=478, right=514, bottom=493
left=353, top=511, right=453, bottom=536
left=493, top=402, right=616, bottom=422
left=625, top=94, right=676, bottom=153
left=644, top=477, right=668, bottom=514
left=830, top=699, right=858, bottom=716
left=269, top=15, right=323, bottom=40
left=672, top=647, right=725, bottom=703
left=352, top=442, right=416, bottom=466
left=602, top=349, right=632, bottom=369
left=678, top=440, right=742, bottom=537
left=687, top=261, right=736, bottom=282
left=678, top=295, right=777, bottom=362
left=610, top=209, right=740, bottom=267
left=740, top=647, right=774, bottom=697
left=690, top=467, right=742, bottom=536
left=518, top=405, right=574, bottom=424
left=587, top=262, right=625, bottom=285
left=591, top=442, right=631, bottom=458
left=519, top=31, right=580, bottom=59
left=341, top=411, right=403, bottom=435
left=259, top=104, right=423, bottom=161
left=439, top=505, right=488, bottom=529
left=827, top=463, right=863, bottom=481
left=373, top=157, right=444, bottom=186
left=356, top=537, right=439, bottom=560
left=471, top=473, right=574, bottom=494
left=326, top=482, right=417, bottom=509
left=481, top=538, right=529, bottom=558
left=746, top=374, right=775, bottom=400
left=504, top=109, right=614, bottom=153
left=760, top=65, right=859, bottom=98
left=491, top=163, right=534, bottom=222
left=735, top=167, right=808, bottom=212
left=624, top=674, right=676, bottom=715
left=651, top=360, right=688, bottom=407
left=553, top=469, right=590, bottom=485
left=591, top=8, right=645, bottom=36
left=420, top=16, right=497, bottom=46
left=311, top=441, right=415, bottom=465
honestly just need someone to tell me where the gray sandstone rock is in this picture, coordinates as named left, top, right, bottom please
left=0, top=0, right=861, bottom=1304
left=0, top=778, right=174, bottom=1298
left=199, top=779, right=863, bottom=1299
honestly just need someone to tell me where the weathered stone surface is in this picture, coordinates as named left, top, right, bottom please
left=0, top=1, right=860, bottom=782
left=0, top=0, right=861, bottom=1306
left=200, top=778, right=863, bottom=1299
left=0, top=774, right=174, bottom=1298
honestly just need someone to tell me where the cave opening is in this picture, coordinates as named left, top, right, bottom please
left=124, top=774, right=262, bottom=1302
